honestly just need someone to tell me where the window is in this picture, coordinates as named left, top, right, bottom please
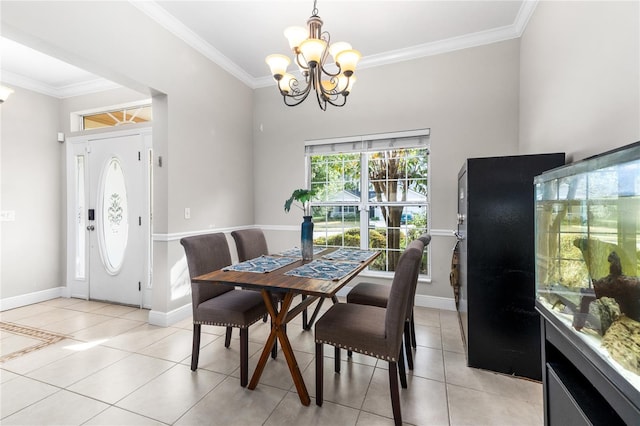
left=306, top=130, right=430, bottom=276
left=71, top=100, right=152, bottom=131
left=83, top=105, right=152, bottom=129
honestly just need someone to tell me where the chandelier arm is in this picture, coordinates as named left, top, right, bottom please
left=325, top=94, right=348, bottom=107
left=314, top=87, right=328, bottom=111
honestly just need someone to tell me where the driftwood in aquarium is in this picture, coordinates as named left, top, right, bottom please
left=596, top=297, right=622, bottom=335
left=593, top=252, right=640, bottom=322
left=602, top=315, right=640, bottom=376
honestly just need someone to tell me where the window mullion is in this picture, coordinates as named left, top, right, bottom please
left=359, top=152, right=369, bottom=250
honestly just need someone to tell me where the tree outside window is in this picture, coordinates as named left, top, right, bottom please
left=307, top=133, right=429, bottom=275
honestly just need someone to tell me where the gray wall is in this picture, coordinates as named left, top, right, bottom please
left=254, top=39, right=522, bottom=300
left=1, top=87, right=63, bottom=299
left=520, top=1, right=640, bottom=160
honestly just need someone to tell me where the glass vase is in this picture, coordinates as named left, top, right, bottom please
left=301, top=215, right=314, bottom=261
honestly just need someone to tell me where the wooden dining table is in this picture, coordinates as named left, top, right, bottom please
left=192, top=247, right=380, bottom=406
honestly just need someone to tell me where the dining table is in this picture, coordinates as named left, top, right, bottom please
left=192, top=246, right=380, bottom=406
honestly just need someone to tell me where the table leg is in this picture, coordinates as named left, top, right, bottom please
left=248, top=290, right=311, bottom=406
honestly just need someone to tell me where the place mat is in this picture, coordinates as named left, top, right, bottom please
left=285, top=260, right=361, bottom=281
left=223, top=255, right=298, bottom=273
left=322, top=248, right=377, bottom=262
left=276, top=246, right=326, bottom=258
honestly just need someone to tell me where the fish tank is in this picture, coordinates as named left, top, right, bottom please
left=534, top=141, right=640, bottom=398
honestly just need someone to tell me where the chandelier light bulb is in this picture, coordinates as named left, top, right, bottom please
left=336, top=74, right=356, bottom=94
left=284, top=26, right=308, bottom=52
left=0, top=85, right=14, bottom=103
left=278, top=73, right=297, bottom=94
left=265, top=54, right=291, bottom=79
left=335, top=49, right=361, bottom=76
left=329, top=42, right=352, bottom=61
left=299, top=38, right=327, bottom=66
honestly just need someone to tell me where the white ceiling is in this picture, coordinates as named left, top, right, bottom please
left=0, top=0, right=536, bottom=98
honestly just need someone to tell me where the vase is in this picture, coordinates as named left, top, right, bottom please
left=301, top=215, right=314, bottom=261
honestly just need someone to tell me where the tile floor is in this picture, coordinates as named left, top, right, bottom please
left=0, top=298, right=543, bottom=425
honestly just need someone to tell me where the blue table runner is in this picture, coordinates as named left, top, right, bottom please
left=223, top=256, right=298, bottom=273
left=285, top=260, right=361, bottom=281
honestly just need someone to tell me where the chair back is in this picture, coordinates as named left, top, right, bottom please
left=385, top=240, right=424, bottom=356
left=406, top=237, right=424, bottom=321
left=231, top=228, right=269, bottom=262
left=418, top=233, right=431, bottom=246
left=180, top=233, right=233, bottom=307
left=405, top=235, right=431, bottom=320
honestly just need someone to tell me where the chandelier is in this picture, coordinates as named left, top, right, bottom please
left=265, top=0, right=361, bottom=111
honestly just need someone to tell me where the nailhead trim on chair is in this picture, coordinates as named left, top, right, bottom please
left=194, top=313, right=265, bottom=329
left=315, top=338, right=397, bottom=362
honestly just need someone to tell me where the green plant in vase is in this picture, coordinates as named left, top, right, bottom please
left=284, top=189, right=316, bottom=261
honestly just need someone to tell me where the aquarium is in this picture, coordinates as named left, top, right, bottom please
left=535, top=141, right=640, bottom=393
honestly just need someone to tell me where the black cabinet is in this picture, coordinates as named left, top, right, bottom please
left=457, top=153, right=565, bottom=380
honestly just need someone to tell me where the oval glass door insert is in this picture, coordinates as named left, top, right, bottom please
left=100, top=157, right=129, bottom=273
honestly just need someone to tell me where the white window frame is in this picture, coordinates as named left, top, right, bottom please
left=305, top=129, right=431, bottom=278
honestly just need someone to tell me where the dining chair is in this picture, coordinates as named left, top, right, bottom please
left=314, top=240, right=424, bottom=426
left=180, top=233, right=268, bottom=387
left=231, top=228, right=310, bottom=332
left=346, top=233, right=430, bottom=371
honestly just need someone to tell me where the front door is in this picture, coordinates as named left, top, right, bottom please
left=66, top=128, right=152, bottom=306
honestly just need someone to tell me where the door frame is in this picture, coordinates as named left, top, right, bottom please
left=65, top=126, right=153, bottom=308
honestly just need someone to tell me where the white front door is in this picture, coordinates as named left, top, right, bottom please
left=66, top=128, right=152, bottom=307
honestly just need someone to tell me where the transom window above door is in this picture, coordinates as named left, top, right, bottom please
left=71, top=100, right=152, bottom=131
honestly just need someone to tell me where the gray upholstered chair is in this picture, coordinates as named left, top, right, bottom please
left=346, top=233, right=430, bottom=371
left=315, top=240, right=424, bottom=426
left=231, top=228, right=269, bottom=262
left=180, top=233, right=267, bottom=387
left=231, top=228, right=309, bottom=332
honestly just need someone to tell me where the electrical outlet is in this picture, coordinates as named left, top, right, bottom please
left=184, top=208, right=191, bottom=219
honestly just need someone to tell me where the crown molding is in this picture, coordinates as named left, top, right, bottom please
left=1, top=69, right=121, bottom=99
left=129, top=0, right=255, bottom=88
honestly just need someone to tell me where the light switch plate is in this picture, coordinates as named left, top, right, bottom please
left=1, top=210, right=16, bottom=221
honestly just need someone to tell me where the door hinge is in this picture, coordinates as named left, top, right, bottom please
left=139, top=216, right=142, bottom=226
left=138, top=281, right=141, bottom=291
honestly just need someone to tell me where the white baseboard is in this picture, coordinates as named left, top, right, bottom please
left=0, top=287, right=67, bottom=312
left=414, top=294, right=457, bottom=311
left=148, top=303, right=192, bottom=327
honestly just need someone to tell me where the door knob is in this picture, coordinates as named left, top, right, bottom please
left=86, top=225, right=95, bottom=231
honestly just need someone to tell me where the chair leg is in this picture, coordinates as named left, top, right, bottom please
left=191, top=324, right=201, bottom=371
left=334, top=346, right=341, bottom=373
left=388, top=362, right=403, bottom=426
left=240, top=328, right=248, bottom=387
left=404, top=321, right=414, bottom=370
left=410, top=311, right=417, bottom=349
left=315, top=342, right=324, bottom=406
left=225, top=327, right=232, bottom=348
left=398, top=344, right=408, bottom=389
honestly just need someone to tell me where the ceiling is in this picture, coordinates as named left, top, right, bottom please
left=0, top=0, right=536, bottom=98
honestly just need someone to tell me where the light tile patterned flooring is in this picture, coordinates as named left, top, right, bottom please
left=0, top=298, right=543, bottom=425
